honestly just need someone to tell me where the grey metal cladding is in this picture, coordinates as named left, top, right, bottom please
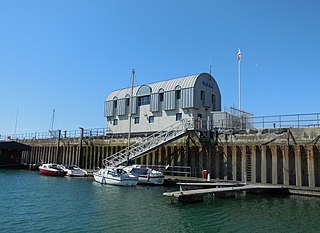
left=117, top=99, right=126, bottom=116
left=150, top=93, right=159, bottom=112
left=181, top=88, right=194, bottom=108
left=164, top=91, right=176, bottom=110
left=105, top=101, right=114, bottom=117
left=104, top=72, right=222, bottom=112
left=105, top=74, right=200, bottom=101
left=193, top=89, right=200, bottom=109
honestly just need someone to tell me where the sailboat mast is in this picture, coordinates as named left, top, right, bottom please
left=127, top=69, right=135, bottom=164
left=14, top=108, right=19, bottom=135
left=49, top=109, right=55, bottom=132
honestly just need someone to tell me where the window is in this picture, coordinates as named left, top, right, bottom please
left=149, top=116, right=154, bottom=123
left=176, top=113, right=182, bottom=121
left=212, top=94, right=216, bottom=110
left=114, top=100, right=118, bottom=108
left=159, top=93, right=164, bottom=102
left=200, top=91, right=205, bottom=102
left=126, top=98, right=130, bottom=107
left=198, top=113, right=202, bottom=119
left=176, top=90, right=181, bottom=99
left=137, top=85, right=151, bottom=96
left=134, top=117, right=140, bottom=124
left=159, top=88, right=164, bottom=102
left=138, top=95, right=150, bottom=106
left=113, top=119, right=118, bottom=126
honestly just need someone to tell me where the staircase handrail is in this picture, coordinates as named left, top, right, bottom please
left=102, top=118, right=195, bottom=167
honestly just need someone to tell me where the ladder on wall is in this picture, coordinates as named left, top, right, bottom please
left=102, top=118, right=198, bottom=167
left=246, top=152, right=252, bottom=182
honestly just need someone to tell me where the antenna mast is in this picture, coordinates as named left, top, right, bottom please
left=237, top=49, right=241, bottom=110
left=127, top=69, right=135, bottom=165
left=49, top=109, right=55, bottom=132
left=14, top=108, right=19, bottom=135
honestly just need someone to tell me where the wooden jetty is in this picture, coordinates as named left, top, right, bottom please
left=176, top=182, right=246, bottom=187
left=163, top=183, right=288, bottom=203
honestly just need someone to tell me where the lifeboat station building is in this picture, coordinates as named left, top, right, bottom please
left=104, top=73, right=221, bottom=134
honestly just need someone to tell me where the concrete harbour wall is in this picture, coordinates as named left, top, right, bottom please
left=20, top=128, right=320, bottom=189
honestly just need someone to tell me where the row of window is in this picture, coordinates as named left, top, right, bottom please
left=138, top=90, right=181, bottom=106
left=133, top=116, right=154, bottom=124
left=113, top=90, right=215, bottom=109
left=113, top=89, right=183, bottom=109
left=112, top=113, right=183, bottom=126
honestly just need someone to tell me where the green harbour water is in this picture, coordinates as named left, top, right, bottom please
left=1, top=169, right=320, bottom=233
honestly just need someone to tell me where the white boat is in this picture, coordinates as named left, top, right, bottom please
left=63, top=165, right=88, bottom=177
left=124, top=165, right=164, bottom=185
left=93, top=167, right=138, bottom=186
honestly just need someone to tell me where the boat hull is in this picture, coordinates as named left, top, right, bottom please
left=64, top=166, right=88, bottom=177
left=39, top=164, right=67, bottom=177
left=39, top=168, right=67, bottom=177
left=137, top=175, right=164, bottom=185
left=93, top=168, right=138, bottom=186
left=124, top=166, right=165, bottom=185
left=67, top=171, right=87, bottom=177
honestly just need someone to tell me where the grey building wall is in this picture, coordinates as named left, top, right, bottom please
left=104, top=73, right=221, bottom=133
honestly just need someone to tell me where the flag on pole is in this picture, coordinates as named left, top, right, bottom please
left=237, top=48, right=241, bottom=61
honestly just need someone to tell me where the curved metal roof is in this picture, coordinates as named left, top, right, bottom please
left=106, top=73, right=208, bottom=101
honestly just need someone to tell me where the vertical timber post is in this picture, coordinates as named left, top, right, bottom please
left=241, top=145, right=246, bottom=183
left=261, top=145, right=267, bottom=184
left=295, top=145, right=302, bottom=187
left=283, top=146, right=290, bottom=186
left=307, top=145, right=315, bottom=188
left=223, top=146, right=228, bottom=181
left=187, top=134, right=191, bottom=168
left=56, top=130, right=61, bottom=164
left=232, top=145, right=237, bottom=181
left=78, top=127, right=84, bottom=168
left=271, top=145, right=278, bottom=185
left=215, top=146, right=220, bottom=180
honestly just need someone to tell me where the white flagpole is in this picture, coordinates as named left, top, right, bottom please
left=238, top=49, right=241, bottom=110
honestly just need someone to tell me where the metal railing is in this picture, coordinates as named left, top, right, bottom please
left=0, top=127, right=112, bottom=141
left=1, top=113, right=319, bottom=142
left=210, top=112, right=320, bottom=130
left=103, top=118, right=198, bottom=167
left=249, top=113, right=320, bottom=129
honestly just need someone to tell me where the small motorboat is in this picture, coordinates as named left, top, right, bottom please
left=39, top=163, right=67, bottom=177
left=63, top=165, right=88, bottom=177
left=124, top=165, right=164, bottom=185
left=93, top=167, right=138, bottom=186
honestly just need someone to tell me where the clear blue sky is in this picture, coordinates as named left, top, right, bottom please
left=1, top=0, right=319, bottom=135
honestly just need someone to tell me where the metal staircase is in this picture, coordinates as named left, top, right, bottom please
left=102, top=118, right=199, bottom=167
